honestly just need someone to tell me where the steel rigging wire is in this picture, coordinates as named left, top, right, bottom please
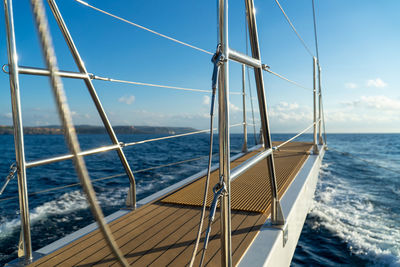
left=74, top=0, right=213, bottom=55
left=73, top=0, right=313, bottom=95
left=0, top=155, right=215, bottom=203
left=273, top=0, right=315, bottom=58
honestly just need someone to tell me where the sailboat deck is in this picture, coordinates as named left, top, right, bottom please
left=29, top=142, right=312, bottom=267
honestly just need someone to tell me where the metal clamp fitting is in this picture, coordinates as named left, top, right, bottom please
left=0, top=162, right=17, bottom=195
left=261, top=64, right=270, bottom=71
left=2, top=64, right=9, bottom=74
left=203, top=181, right=227, bottom=249
left=211, top=44, right=226, bottom=91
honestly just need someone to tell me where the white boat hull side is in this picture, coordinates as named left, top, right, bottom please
left=238, top=145, right=325, bottom=267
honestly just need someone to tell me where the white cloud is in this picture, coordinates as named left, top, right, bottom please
left=361, top=95, right=400, bottom=110
left=366, top=78, right=387, bottom=88
left=345, top=82, right=358, bottom=89
left=4, top=113, right=12, bottom=118
left=275, top=102, right=299, bottom=112
left=229, top=103, right=241, bottom=112
left=269, top=102, right=312, bottom=123
left=202, top=95, right=210, bottom=105
left=343, top=95, right=400, bottom=111
left=118, top=95, right=135, bottom=105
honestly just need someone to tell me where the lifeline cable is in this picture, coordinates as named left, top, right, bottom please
left=124, top=123, right=243, bottom=147
left=74, top=0, right=213, bottom=55
left=274, top=0, right=314, bottom=57
left=0, top=155, right=213, bottom=203
left=275, top=122, right=316, bottom=150
left=91, top=74, right=242, bottom=95
left=264, top=68, right=313, bottom=92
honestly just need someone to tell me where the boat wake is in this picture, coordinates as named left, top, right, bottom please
left=0, top=187, right=128, bottom=239
left=310, top=163, right=400, bottom=266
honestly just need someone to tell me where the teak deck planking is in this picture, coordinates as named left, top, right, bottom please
left=29, top=142, right=313, bottom=266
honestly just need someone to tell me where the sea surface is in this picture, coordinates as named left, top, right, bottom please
left=0, top=133, right=399, bottom=266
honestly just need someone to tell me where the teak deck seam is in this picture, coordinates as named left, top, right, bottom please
left=29, top=142, right=312, bottom=267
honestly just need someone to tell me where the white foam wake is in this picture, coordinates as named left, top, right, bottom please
left=0, top=187, right=128, bottom=238
left=310, top=164, right=400, bottom=266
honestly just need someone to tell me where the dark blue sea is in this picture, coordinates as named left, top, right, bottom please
left=0, top=133, right=399, bottom=266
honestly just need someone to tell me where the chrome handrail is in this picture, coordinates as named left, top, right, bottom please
left=230, top=148, right=273, bottom=181
left=26, top=144, right=121, bottom=168
left=0, top=154, right=213, bottom=203
left=217, top=0, right=232, bottom=265
left=3, top=0, right=33, bottom=260
left=313, top=57, right=319, bottom=154
left=245, top=0, right=285, bottom=227
left=241, top=64, right=248, bottom=152
left=1, top=0, right=328, bottom=265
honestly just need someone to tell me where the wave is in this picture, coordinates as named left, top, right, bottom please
left=0, top=172, right=181, bottom=240
left=310, top=165, right=400, bottom=266
left=0, top=186, right=130, bottom=239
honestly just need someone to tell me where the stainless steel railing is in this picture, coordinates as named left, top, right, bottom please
left=1, top=0, right=327, bottom=265
left=4, top=0, right=33, bottom=260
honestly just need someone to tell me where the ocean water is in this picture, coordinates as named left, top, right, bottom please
left=0, top=133, right=399, bottom=266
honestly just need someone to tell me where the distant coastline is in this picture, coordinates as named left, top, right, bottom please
left=0, top=125, right=197, bottom=135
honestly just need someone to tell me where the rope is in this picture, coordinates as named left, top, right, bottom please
left=275, top=122, right=315, bottom=150
left=0, top=155, right=212, bottom=203
left=273, top=0, right=314, bottom=57
left=264, top=68, right=313, bottom=91
left=91, top=74, right=242, bottom=95
left=74, top=0, right=213, bottom=55
left=189, top=68, right=218, bottom=267
left=31, top=0, right=128, bottom=265
left=329, top=148, right=400, bottom=174
left=124, top=123, right=243, bottom=147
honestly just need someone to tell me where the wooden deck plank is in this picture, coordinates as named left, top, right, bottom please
left=148, top=211, right=223, bottom=267
left=29, top=142, right=312, bottom=267
left=110, top=206, right=198, bottom=266
left=161, top=142, right=312, bottom=213
left=33, top=203, right=162, bottom=266
left=68, top=204, right=178, bottom=266
left=166, top=212, right=247, bottom=266
left=56, top=204, right=171, bottom=267
left=231, top=213, right=269, bottom=265
left=131, top=206, right=207, bottom=266
left=202, top=211, right=265, bottom=267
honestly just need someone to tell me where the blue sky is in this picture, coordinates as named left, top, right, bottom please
left=0, top=0, right=399, bottom=133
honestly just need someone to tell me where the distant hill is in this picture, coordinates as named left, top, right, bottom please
left=0, top=125, right=197, bottom=135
